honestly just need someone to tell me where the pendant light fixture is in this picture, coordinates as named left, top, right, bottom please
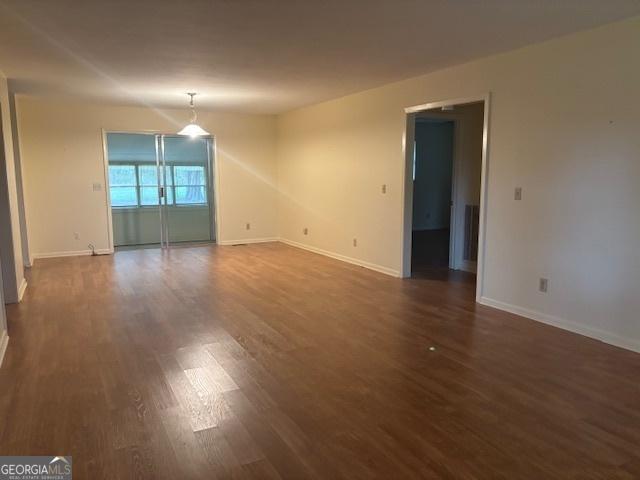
left=177, top=92, right=210, bottom=137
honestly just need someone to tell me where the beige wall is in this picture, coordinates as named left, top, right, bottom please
left=17, top=97, right=278, bottom=257
left=0, top=74, right=25, bottom=304
left=276, top=17, right=640, bottom=351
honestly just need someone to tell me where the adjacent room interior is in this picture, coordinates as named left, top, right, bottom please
left=409, top=100, right=483, bottom=280
left=0, top=2, right=639, bottom=478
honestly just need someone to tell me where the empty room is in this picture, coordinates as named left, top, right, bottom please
left=0, top=1, right=639, bottom=479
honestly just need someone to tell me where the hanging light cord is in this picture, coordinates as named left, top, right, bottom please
left=177, top=92, right=210, bottom=136
left=188, top=92, right=198, bottom=123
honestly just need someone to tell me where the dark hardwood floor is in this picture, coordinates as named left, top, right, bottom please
left=1, top=243, right=639, bottom=479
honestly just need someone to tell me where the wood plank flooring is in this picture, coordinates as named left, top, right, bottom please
left=1, top=242, right=639, bottom=479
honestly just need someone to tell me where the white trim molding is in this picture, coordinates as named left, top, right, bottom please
left=479, top=296, right=640, bottom=354
left=31, top=248, right=113, bottom=262
left=0, top=330, right=9, bottom=369
left=217, top=237, right=279, bottom=246
left=17, top=277, right=27, bottom=302
left=280, top=238, right=401, bottom=277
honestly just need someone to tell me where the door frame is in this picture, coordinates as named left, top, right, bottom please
left=101, top=129, right=220, bottom=251
left=401, top=93, right=491, bottom=302
left=448, top=118, right=459, bottom=271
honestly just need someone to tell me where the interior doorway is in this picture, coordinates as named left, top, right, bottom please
left=411, top=118, right=455, bottom=271
left=402, top=97, right=489, bottom=297
left=104, top=132, right=216, bottom=249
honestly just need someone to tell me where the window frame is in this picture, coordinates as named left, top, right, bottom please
left=108, top=161, right=209, bottom=209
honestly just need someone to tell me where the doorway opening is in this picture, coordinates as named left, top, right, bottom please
left=402, top=97, right=488, bottom=298
left=104, top=132, right=216, bottom=250
left=411, top=118, right=455, bottom=271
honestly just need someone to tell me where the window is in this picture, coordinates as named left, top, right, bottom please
left=109, top=165, right=137, bottom=207
left=138, top=165, right=175, bottom=205
left=174, top=165, right=207, bottom=204
left=109, top=163, right=207, bottom=207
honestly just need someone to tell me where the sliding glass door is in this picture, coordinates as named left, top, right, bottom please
left=106, top=132, right=215, bottom=248
left=107, top=133, right=163, bottom=246
left=160, top=136, right=214, bottom=245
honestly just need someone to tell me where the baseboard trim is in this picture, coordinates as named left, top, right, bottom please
left=279, top=238, right=401, bottom=277
left=32, top=248, right=113, bottom=261
left=17, top=278, right=27, bottom=302
left=217, top=237, right=279, bottom=246
left=479, top=296, right=640, bottom=353
left=0, top=330, right=8, bottom=369
left=459, top=260, right=477, bottom=274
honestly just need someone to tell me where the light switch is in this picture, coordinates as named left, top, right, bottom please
left=93, top=182, right=102, bottom=192
left=514, top=187, right=522, bottom=200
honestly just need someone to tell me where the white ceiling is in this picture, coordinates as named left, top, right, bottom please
left=0, top=0, right=639, bottom=114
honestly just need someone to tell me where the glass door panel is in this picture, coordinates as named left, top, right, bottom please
left=160, top=135, right=214, bottom=245
left=106, top=133, right=162, bottom=247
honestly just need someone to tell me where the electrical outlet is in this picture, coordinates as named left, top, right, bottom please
left=246, top=223, right=250, bottom=230
left=353, top=238, right=357, bottom=247
left=303, top=227, right=308, bottom=235
left=514, top=187, right=522, bottom=200
left=73, top=232, right=80, bottom=240
left=381, top=184, right=387, bottom=194
left=539, top=277, right=548, bottom=293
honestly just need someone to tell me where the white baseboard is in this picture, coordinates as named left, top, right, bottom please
left=479, top=296, right=640, bottom=353
left=217, top=237, right=279, bottom=246
left=459, top=260, right=477, bottom=274
left=32, top=248, right=113, bottom=262
left=0, top=330, right=8, bottom=369
left=17, top=278, right=27, bottom=302
left=279, top=238, right=401, bottom=277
